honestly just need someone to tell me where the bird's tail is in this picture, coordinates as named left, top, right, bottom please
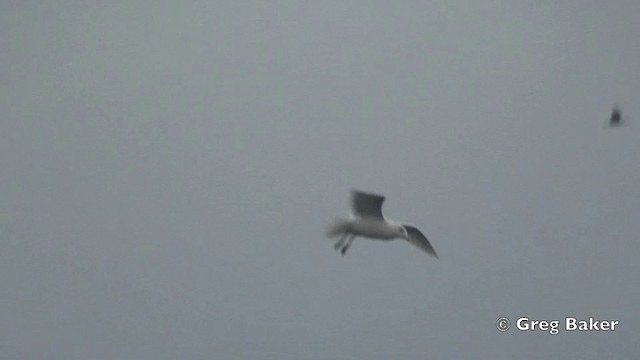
left=325, top=218, right=349, bottom=238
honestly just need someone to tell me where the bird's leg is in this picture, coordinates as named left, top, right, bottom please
left=340, top=234, right=356, bottom=255
left=334, top=233, right=348, bottom=251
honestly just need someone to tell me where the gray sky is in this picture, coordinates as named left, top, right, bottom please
left=1, top=1, right=639, bottom=359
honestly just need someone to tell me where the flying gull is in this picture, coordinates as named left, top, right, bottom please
left=326, top=189, right=438, bottom=258
left=609, top=106, right=622, bottom=126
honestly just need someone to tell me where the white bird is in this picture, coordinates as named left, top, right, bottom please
left=326, top=189, right=438, bottom=258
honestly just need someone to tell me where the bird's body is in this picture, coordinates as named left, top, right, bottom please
left=326, top=189, right=438, bottom=258
left=328, top=217, right=401, bottom=240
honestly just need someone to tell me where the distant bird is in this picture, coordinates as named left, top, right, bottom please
left=610, top=107, right=622, bottom=126
left=325, top=189, right=438, bottom=258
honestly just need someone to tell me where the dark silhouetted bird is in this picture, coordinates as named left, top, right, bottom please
left=610, top=107, right=622, bottom=126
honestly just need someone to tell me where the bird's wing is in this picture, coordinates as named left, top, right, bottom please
left=350, top=189, right=385, bottom=219
left=403, top=224, right=438, bottom=259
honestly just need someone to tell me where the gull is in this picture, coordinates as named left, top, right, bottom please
left=325, top=189, right=438, bottom=258
left=609, top=106, right=622, bottom=126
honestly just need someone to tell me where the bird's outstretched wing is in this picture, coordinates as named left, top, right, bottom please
left=403, top=224, right=438, bottom=259
left=351, top=189, right=385, bottom=219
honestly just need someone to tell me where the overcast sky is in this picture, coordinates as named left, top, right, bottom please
left=1, top=1, right=639, bottom=359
